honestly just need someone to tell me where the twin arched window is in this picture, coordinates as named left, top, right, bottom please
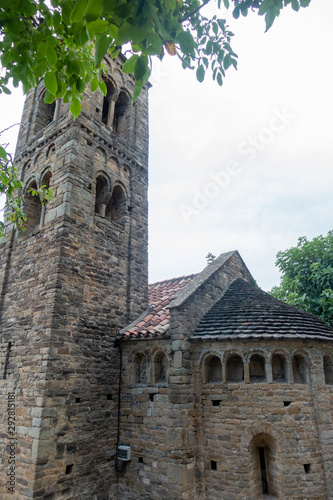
left=133, top=351, right=168, bottom=384
left=23, top=170, right=52, bottom=233
left=102, top=81, right=131, bottom=137
left=94, top=175, right=126, bottom=223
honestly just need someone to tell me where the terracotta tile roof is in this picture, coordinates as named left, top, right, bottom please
left=119, top=274, right=196, bottom=339
left=193, top=278, right=333, bottom=341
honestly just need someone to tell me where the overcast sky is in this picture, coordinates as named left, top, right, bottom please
left=1, top=0, right=332, bottom=291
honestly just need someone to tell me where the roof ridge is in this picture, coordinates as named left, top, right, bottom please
left=149, top=273, right=197, bottom=287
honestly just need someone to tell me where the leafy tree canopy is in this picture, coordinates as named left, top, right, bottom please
left=0, top=0, right=312, bottom=237
left=270, top=231, right=333, bottom=327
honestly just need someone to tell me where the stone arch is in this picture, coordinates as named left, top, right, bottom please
left=46, top=143, right=56, bottom=158
left=249, top=353, right=266, bottom=383
left=34, top=87, right=56, bottom=134
left=226, top=352, right=244, bottom=383
left=94, top=172, right=112, bottom=217
left=292, top=353, right=309, bottom=384
left=153, top=351, right=168, bottom=383
left=21, top=160, right=32, bottom=183
left=113, top=90, right=132, bottom=138
left=203, top=354, right=222, bottom=383
left=133, top=352, right=147, bottom=384
left=40, top=168, right=52, bottom=189
left=249, top=433, right=280, bottom=499
left=23, top=178, right=42, bottom=232
left=323, top=354, right=333, bottom=385
left=105, top=183, right=127, bottom=223
left=102, top=78, right=117, bottom=127
left=272, top=352, right=287, bottom=383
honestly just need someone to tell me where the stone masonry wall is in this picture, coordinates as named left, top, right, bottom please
left=0, top=56, right=149, bottom=500
left=191, top=338, right=333, bottom=499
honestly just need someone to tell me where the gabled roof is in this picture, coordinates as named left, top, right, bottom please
left=119, top=275, right=196, bottom=339
left=193, top=278, right=333, bottom=341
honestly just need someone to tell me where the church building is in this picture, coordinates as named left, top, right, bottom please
left=1, top=57, right=333, bottom=500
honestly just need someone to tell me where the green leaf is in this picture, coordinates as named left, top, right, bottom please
left=99, top=79, right=107, bottom=96
left=223, top=53, right=231, bottom=70
left=95, top=33, right=109, bottom=67
left=90, top=76, right=99, bottom=92
left=87, top=19, right=109, bottom=34
left=70, top=0, right=88, bottom=23
left=291, top=0, right=300, bottom=11
left=44, top=71, right=57, bottom=95
left=44, top=90, right=57, bottom=104
left=85, top=0, right=104, bottom=22
left=178, top=31, right=195, bottom=56
left=217, top=72, right=223, bottom=86
left=196, top=65, right=205, bottom=83
left=0, top=146, right=7, bottom=161
left=118, top=22, right=132, bottom=45
left=37, top=42, right=47, bottom=58
left=223, top=0, right=229, bottom=7
left=122, top=54, right=139, bottom=74
left=134, top=55, right=148, bottom=80
left=70, top=97, right=81, bottom=119
left=258, top=0, right=271, bottom=15
left=265, top=8, right=277, bottom=31
left=132, top=78, right=143, bottom=102
left=46, top=47, right=57, bottom=68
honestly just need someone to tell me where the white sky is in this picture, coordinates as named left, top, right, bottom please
left=1, top=0, right=333, bottom=291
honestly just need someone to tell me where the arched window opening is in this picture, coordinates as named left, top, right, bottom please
left=226, top=354, right=244, bottom=383
left=24, top=181, right=42, bottom=232
left=102, top=80, right=116, bottom=127
left=292, top=354, right=308, bottom=384
left=94, top=175, right=109, bottom=216
left=34, top=90, right=56, bottom=134
left=133, top=353, right=147, bottom=384
left=106, top=185, right=126, bottom=223
left=250, top=354, right=266, bottom=383
left=205, top=356, right=222, bottom=383
left=154, top=352, right=168, bottom=383
left=323, top=355, right=333, bottom=385
left=41, top=170, right=52, bottom=190
left=113, top=91, right=131, bottom=137
left=272, top=354, right=286, bottom=383
left=249, top=433, right=279, bottom=499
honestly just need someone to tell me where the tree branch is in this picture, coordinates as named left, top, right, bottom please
left=180, top=0, right=212, bottom=22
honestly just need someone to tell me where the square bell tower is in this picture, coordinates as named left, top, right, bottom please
left=0, top=56, right=149, bottom=499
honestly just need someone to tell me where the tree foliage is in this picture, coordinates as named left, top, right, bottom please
left=270, top=231, right=333, bottom=326
left=0, top=0, right=313, bottom=238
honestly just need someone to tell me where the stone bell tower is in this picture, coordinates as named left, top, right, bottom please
left=0, top=56, right=149, bottom=499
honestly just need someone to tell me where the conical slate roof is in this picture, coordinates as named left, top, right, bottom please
left=193, top=278, right=333, bottom=341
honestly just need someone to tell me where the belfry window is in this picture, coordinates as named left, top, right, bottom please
left=102, top=81, right=116, bottom=128
left=113, top=91, right=131, bottom=137
left=250, top=354, right=266, bottom=383
left=105, top=185, right=126, bottom=223
left=34, top=89, right=56, bottom=134
left=24, top=180, right=42, bottom=232
left=94, top=176, right=109, bottom=216
left=226, top=354, right=244, bottom=383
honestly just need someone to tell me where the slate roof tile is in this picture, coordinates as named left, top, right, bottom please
left=193, top=278, right=333, bottom=340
